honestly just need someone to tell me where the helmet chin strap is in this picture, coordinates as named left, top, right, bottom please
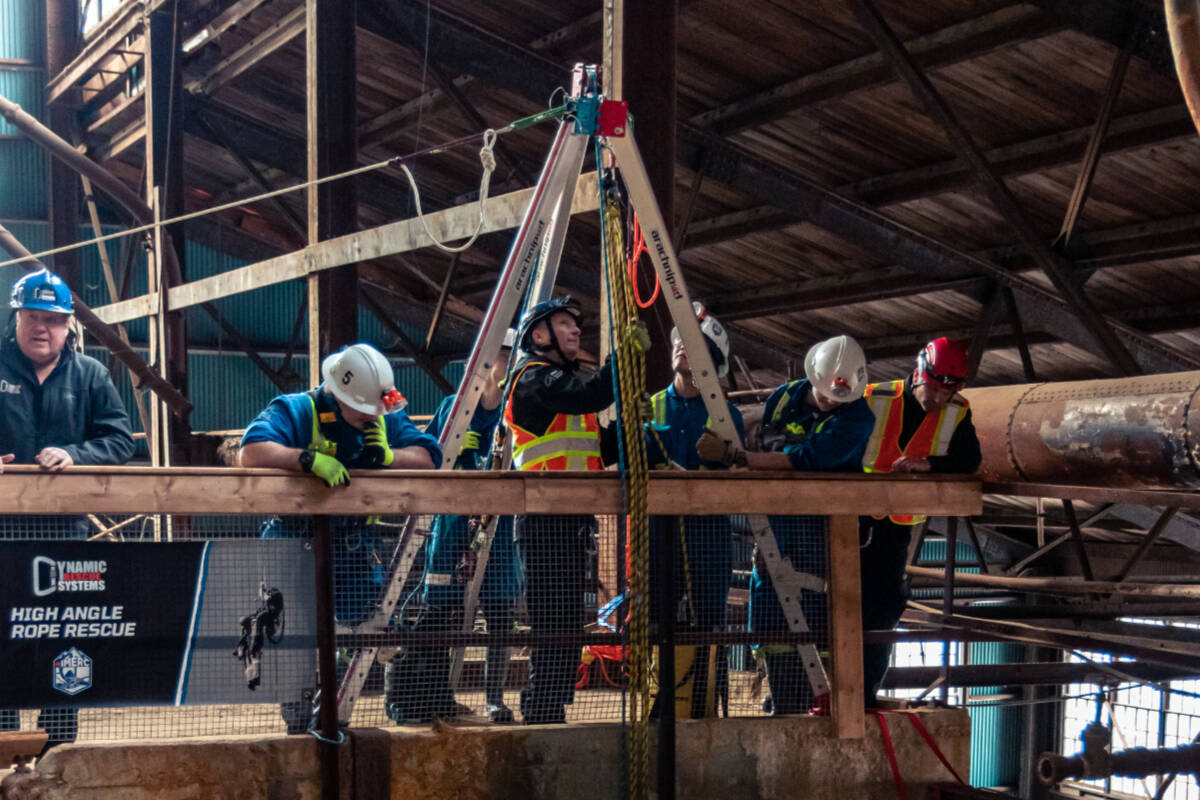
left=531, top=320, right=574, bottom=366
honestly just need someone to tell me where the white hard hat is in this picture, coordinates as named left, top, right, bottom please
left=320, top=343, right=407, bottom=416
left=804, top=335, right=867, bottom=403
left=671, top=301, right=730, bottom=377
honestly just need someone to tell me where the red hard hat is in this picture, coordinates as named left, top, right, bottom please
left=916, top=337, right=968, bottom=389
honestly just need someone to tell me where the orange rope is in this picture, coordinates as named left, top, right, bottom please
left=627, top=216, right=661, bottom=309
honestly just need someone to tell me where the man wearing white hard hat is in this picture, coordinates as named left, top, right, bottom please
left=240, top=343, right=441, bottom=731
left=697, top=334, right=875, bottom=716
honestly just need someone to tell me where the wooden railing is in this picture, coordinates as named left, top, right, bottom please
left=0, top=466, right=982, bottom=739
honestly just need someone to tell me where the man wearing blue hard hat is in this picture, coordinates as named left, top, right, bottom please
left=0, top=266, right=135, bottom=750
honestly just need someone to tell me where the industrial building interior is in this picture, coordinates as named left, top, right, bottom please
left=0, top=0, right=1199, bottom=798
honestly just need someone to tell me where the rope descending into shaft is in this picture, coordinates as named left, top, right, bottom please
left=601, top=187, right=652, bottom=800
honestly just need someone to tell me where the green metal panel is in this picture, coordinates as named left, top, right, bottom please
left=966, top=640, right=1024, bottom=789
left=183, top=242, right=305, bottom=348
left=0, top=140, right=48, bottom=219
left=88, top=347, right=466, bottom=438
left=0, top=68, right=45, bottom=133
left=915, top=538, right=1024, bottom=789
left=0, top=221, right=47, bottom=317
left=0, top=0, right=44, bottom=62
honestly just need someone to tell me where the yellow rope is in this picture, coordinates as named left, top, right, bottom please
left=603, top=196, right=651, bottom=800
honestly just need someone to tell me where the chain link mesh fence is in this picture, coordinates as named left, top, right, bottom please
left=0, top=508, right=842, bottom=740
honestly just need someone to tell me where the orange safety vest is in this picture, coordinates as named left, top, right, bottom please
left=861, top=380, right=969, bottom=525
left=504, top=361, right=603, bottom=471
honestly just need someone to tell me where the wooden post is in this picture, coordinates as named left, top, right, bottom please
left=829, top=514, right=865, bottom=738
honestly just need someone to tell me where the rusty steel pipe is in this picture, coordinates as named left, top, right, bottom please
left=1037, top=743, right=1200, bottom=785
left=1166, top=0, right=1200, bottom=137
left=962, top=372, right=1200, bottom=489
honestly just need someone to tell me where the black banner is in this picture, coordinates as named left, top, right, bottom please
left=0, top=542, right=206, bottom=707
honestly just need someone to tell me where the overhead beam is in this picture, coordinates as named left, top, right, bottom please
left=882, top=661, right=1194, bottom=689
left=1108, top=504, right=1200, bottom=555
left=705, top=266, right=984, bottom=321
left=691, top=4, right=1060, bottom=134
left=46, top=2, right=144, bottom=104
left=1055, top=39, right=1132, bottom=245
left=185, top=5, right=305, bottom=96
left=685, top=103, right=1194, bottom=248
left=849, top=0, right=1142, bottom=376
left=182, top=96, right=412, bottom=216
left=89, top=172, right=601, bottom=323
left=1029, top=0, right=1173, bottom=75
left=355, top=0, right=563, bottom=108
left=179, top=0, right=277, bottom=55
left=346, top=3, right=1200, bottom=374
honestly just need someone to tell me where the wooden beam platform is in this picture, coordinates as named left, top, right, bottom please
left=0, top=466, right=981, bottom=517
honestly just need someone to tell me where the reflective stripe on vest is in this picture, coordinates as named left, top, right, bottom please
left=861, top=380, right=969, bottom=525
left=504, top=361, right=603, bottom=471
left=651, top=389, right=710, bottom=429
left=306, top=393, right=339, bottom=457
left=764, top=381, right=829, bottom=445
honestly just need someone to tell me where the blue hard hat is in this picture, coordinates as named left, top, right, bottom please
left=516, top=296, right=580, bottom=351
left=11, top=268, right=73, bottom=314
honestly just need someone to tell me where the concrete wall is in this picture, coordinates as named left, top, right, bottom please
left=1, top=709, right=970, bottom=799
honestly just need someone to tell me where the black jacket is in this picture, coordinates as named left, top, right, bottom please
left=896, top=376, right=981, bottom=474
left=508, top=354, right=619, bottom=466
left=0, top=336, right=135, bottom=465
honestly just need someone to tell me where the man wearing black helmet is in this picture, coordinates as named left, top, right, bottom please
left=505, top=296, right=629, bottom=724
left=0, top=267, right=135, bottom=750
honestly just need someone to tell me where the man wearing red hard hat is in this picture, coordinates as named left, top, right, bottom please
left=858, top=337, right=981, bottom=706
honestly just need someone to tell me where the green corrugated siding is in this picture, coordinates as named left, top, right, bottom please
left=183, top=242, right=305, bottom=347
left=916, top=537, right=1023, bottom=789
left=0, top=140, right=48, bottom=219
left=88, top=348, right=466, bottom=437
left=0, top=0, right=44, bottom=62
left=967, top=640, right=1024, bottom=788
left=0, top=222, right=46, bottom=316
left=0, top=68, right=45, bottom=133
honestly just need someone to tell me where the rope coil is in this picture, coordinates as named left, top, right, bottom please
left=399, top=128, right=497, bottom=254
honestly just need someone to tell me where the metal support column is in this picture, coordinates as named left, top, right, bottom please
left=306, top=0, right=358, bottom=381
left=145, top=3, right=190, bottom=469
left=312, top=516, right=341, bottom=800
left=45, top=0, right=79, bottom=288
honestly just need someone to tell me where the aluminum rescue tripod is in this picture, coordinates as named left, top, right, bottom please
left=335, top=64, right=828, bottom=723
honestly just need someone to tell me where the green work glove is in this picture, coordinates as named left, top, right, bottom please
left=363, top=416, right=394, bottom=467
left=460, top=430, right=482, bottom=454
left=307, top=451, right=351, bottom=488
left=638, top=392, right=654, bottom=421
left=696, top=428, right=747, bottom=468
left=627, top=319, right=651, bottom=353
